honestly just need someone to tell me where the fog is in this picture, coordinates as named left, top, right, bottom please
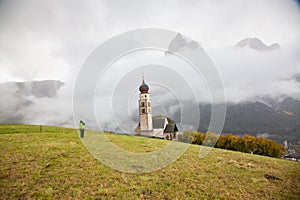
left=209, top=46, right=300, bottom=102
left=0, top=0, right=299, bottom=131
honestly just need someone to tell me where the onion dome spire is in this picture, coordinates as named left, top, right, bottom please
left=139, top=74, right=149, bottom=94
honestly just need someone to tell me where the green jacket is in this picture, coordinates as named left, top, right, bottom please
left=79, top=122, right=85, bottom=130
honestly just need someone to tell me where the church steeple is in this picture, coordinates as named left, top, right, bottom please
left=138, top=75, right=153, bottom=135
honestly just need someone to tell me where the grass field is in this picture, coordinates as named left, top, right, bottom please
left=0, top=124, right=299, bottom=199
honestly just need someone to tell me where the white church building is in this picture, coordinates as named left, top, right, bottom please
left=135, top=78, right=178, bottom=140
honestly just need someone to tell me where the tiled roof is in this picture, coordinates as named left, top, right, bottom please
left=152, top=116, right=166, bottom=129
left=164, top=124, right=178, bottom=133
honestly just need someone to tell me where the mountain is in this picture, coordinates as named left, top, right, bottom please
left=198, top=97, right=300, bottom=143
left=278, top=97, right=300, bottom=117
left=166, top=33, right=202, bottom=54
left=161, top=34, right=299, bottom=143
left=235, top=37, right=280, bottom=51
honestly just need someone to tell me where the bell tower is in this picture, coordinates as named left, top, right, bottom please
left=138, top=77, right=153, bottom=135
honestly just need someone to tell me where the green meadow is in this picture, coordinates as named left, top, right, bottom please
left=0, top=124, right=299, bottom=199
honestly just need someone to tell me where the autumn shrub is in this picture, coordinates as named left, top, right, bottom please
left=180, top=131, right=284, bottom=158
left=178, top=130, right=197, bottom=143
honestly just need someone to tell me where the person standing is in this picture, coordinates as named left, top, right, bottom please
left=79, top=120, right=85, bottom=138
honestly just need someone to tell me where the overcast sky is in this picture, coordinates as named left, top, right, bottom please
left=0, top=0, right=299, bottom=82
left=0, top=0, right=299, bottom=129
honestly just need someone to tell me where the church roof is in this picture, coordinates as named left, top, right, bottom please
left=164, top=124, right=178, bottom=133
left=152, top=115, right=176, bottom=129
left=152, top=116, right=166, bottom=129
left=139, top=79, right=149, bottom=94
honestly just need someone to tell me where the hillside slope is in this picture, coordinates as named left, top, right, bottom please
left=0, top=125, right=299, bottom=199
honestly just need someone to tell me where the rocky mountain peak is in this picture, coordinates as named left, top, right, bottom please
left=166, top=33, right=201, bottom=54
left=235, top=37, right=280, bottom=51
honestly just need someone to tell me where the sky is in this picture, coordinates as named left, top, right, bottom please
left=0, top=0, right=299, bottom=82
left=0, top=0, right=299, bottom=130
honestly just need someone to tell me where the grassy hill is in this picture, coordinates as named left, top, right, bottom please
left=0, top=125, right=299, bottom=199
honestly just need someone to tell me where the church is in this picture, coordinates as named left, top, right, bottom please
left=135, top=78, right=178, bottom=140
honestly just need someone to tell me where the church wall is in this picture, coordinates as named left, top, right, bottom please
left=153, top=128, right=164, bottom=138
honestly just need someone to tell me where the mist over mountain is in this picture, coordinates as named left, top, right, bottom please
left=0, top=80, right=65, bottom=124
left=125, top=94, right=300, bottom=144
left=6, top=80, right=64, bottom=98
left=197, top=98, right=300, bottom=143
left=0, top=0, right=299, bottom=152
left=0, top=33, right=299, bottom=145
left=291, top=74, right=300, bottom=83
left=146, top=34, right=300, bottom=143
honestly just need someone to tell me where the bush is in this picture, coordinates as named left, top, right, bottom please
left=180, top=130, right=284, bottom=158
left=192, top=132, right=205, bottom=145
left=178, top=130, right=197, bottom=143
